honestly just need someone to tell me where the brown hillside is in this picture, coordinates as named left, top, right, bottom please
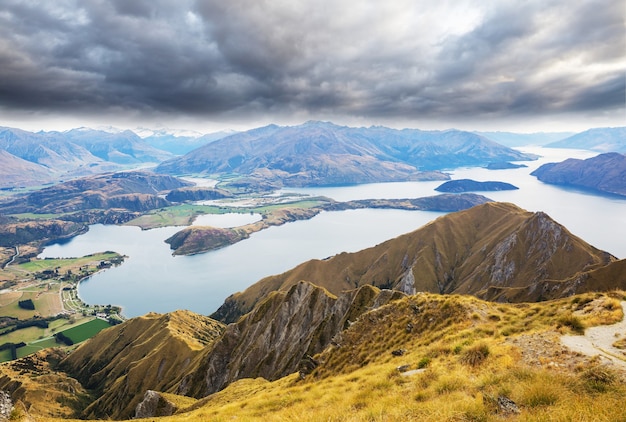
left=213, top=202, right=616, bottom=322
left=58, top=310, right=224, bottom=420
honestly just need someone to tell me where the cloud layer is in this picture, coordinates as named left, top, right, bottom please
left=0, top=0, right=623, bottom=130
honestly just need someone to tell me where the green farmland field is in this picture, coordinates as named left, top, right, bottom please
left=59, top=318, right=112, bottom=344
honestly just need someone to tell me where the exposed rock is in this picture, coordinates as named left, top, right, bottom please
left=0, top=391, right=12, bottom=421
left=135, top=390, right=177, bottom=418
left=178, top=282, right=405, bottom=398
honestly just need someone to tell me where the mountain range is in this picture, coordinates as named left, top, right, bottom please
left=1, top=202, right=625, bottom=421
left=545, top=127, right=626, bottom=153
left=155, top=121, right=537, bottom=187
left=532, top=152, right=626, bottom=197
left=0, top=127, right=173, bottom=188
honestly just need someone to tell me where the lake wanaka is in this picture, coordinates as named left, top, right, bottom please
left=39, top=147, right=626, bottom=318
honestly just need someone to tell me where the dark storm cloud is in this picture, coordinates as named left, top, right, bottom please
left=0, top=0, right=623, bottom=126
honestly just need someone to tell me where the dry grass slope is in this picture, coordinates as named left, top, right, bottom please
left=18, top=291, right=626, bottom=422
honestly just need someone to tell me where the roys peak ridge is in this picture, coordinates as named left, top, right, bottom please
left=213, top=202, right=617, bottom=322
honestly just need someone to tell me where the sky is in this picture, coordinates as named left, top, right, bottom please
left=0, top=0, right=624, bottom=134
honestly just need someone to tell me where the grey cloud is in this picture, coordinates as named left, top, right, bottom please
left=0, top=0, right=622, bottom=127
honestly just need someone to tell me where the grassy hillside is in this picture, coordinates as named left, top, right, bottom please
left=21, top=291, right=626, bottom=421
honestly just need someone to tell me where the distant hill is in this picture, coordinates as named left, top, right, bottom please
left=0, top=149, right=54, bottom=187
left=434, top=179, right=518, bottom=192
left=531, top=152, right=626, bottom=197
left=156, top=121, right=537, bottom=187
left=545, top=127, right=626, bottom=153
left=213, top=202, right=617, bottom=322
left=477, top=131, right=574, bottom=146
left=0, top=171, right=191, bottom=215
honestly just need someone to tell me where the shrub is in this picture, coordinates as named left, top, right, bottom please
left=417, top=357, right=431, bottom=369
left=460, top=342, right=490, bottom=367
left=557, top=313, right=585, bottom=334
left=519, top=382, right=559, bottom=408
left=580, top=365, right=617, bottom=393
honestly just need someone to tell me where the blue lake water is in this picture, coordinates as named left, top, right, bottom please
left=39, top=147, right=626, bottom=318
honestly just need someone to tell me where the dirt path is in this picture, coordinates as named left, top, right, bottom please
left=561, top=302, right=626, bottom=368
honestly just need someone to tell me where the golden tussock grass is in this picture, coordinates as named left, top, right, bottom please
left=26, top=291, right=626, bottom=422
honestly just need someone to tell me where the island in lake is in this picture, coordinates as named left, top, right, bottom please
left=435, top=179, right=519, bottom=193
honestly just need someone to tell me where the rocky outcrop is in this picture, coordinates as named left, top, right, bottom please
left=213, top=202, right=616, bottom=322
left=0, top=391, right=12, bottom=420
left=178, top=282, right=405, bottom=398
left=135, top=391, right=179, bottom=418
left=531, top=152, right=626, bottom=197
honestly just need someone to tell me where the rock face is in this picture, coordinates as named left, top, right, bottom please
left=135, top=391, right=178, bottom=418
left=531, top=152, right=626, bottom=197
left=0, top=391, right=12, bottom=420
left=434, top=179, right=518, bottom=192
left=213, top=202, right=616, bottom=323
left=156, top=121, right=536, bottom=187
left=59, top=311, right=225, bottom=420
left=178, top=282, right=405, bottom=398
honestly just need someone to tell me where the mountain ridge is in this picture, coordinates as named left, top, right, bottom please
left=213, top=202, right=616, bottom=323
left=156, top=121, right=537, bottom=187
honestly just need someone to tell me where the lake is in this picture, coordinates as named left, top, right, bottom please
left=39, top=147, right=626, bottom=318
